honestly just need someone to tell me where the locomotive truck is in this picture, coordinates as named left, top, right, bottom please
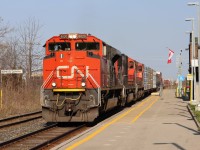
left=40, top=33, right=162, bottom=122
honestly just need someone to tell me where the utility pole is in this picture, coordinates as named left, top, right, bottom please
left=188, top=1, right=200, bottom=90
left=185, top=18, right=196, bottom=102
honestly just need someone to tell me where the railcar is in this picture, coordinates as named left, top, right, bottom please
left=40, top=33, right=162, bottom=123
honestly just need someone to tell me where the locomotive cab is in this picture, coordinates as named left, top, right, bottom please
left=41, top=33, right=103, bottom=122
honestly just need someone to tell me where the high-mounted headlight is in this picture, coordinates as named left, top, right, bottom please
left=68, top=33, right=77, bottom=39
left=52, top=82, right=56, bottom=87
left=81, top=82, right=86, bottom=87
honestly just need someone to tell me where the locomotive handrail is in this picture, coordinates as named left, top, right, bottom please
left=40, top=70, right=54, bottom=106
left=87, top=73, right=100, bottom=88
left=87, top=73, right=101, bottom=107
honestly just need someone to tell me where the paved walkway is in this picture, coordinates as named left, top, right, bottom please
left=52, top=89, right=200, bottom=150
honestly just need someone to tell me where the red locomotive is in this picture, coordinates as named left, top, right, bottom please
left=41, top=33, right=162, bottom=122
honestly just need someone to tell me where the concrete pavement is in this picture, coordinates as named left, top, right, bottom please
left=52, top=89, right=200, bottom=150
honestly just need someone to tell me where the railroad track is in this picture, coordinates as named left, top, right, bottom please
left=0, top=111, right=42, bottom=129
left=0, top=123, right=87, bottom=150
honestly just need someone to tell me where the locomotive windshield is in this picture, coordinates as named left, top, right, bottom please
left=76, top=42, right=99, bottom=50
left=138, top=66, right=143, bottom=71
left=48, top=42, right=71, bottom=51
left=128, top=61, right=134, bottom=69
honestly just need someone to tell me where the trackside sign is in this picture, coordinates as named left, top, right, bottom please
left=187, top=74, right=193, bottom=81
left=1, top=69, right=23, bottom=74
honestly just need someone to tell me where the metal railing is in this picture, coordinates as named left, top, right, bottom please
left=40, top=70, right=54, bottom=106
left=87, top=73, right=101, bottom=107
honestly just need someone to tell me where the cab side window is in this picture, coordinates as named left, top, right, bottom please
left=48, top=42, right=71, bottom=51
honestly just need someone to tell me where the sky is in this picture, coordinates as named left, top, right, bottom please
left=0, top=0, right=198, bottom=80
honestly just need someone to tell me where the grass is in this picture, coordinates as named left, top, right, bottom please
left=0, top=78, right=42, bottom=119
left=189, top=104, right=200, bottom=124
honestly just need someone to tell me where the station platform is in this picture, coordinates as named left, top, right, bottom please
left=52, top=89, right=200, bottom=150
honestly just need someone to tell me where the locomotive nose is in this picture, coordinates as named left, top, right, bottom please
left=55, top=66, right=87, bottom=88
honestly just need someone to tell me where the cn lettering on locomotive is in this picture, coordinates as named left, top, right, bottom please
left=56, top=66, right=89, bottom=79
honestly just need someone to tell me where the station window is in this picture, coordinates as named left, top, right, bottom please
left=48, top=42, right=71, bottom=51
left=75, top=42, right=99, bottom=51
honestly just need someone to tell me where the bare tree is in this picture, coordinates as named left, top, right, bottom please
left=0, top=17, right=43, bottom=115
left=18, top=17, right=42, bottom=81
left=0, top=17, right=11, bottom=40
left=0, top=17, right=12, bottom=69
left=2, top=37, right=21, bottom=69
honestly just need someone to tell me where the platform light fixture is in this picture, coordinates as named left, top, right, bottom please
left=188, top=2, right=199, bottom=6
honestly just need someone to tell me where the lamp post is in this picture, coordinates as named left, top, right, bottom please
left=188, top=2, right=200, bottom=104
left=186, top=18, right=196, bottom=101
left=188, top=2, right=199, bottom=43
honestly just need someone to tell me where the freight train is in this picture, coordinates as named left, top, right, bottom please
left=40, top=33, right=162, bottom=123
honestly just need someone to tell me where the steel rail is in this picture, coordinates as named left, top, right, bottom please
left=31, top=124, right=86, bottom=150
left=0, top=115, right=42, bottom=129
left=0, top=110, right=42, bottom=122
left=0, top=123, right=57, bottom=147
left=0, top=123, right=86, bottom=150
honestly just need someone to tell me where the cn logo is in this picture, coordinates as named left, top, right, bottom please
left=56, top=66, right=89, bottom=79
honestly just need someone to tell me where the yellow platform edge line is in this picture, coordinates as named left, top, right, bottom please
left=65, top=96, right=157, bottom=150
left=131, top=97, right=159, bottom=123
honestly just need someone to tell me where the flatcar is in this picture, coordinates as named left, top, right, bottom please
left=40, top=33, right=162, bottom=122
